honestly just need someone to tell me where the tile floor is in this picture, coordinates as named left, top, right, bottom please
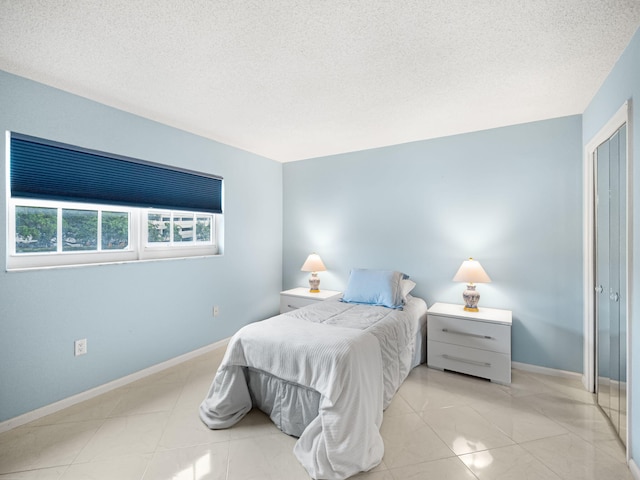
left=0, top=345, right=633, bottom=480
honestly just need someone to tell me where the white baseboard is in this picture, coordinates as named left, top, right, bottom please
left=630, top=458, right=640, bottom=480
left=0, top=338, right=229, bottom=434
left=511, top=361, right=583, bottom=381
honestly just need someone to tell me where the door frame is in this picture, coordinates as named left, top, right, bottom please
left=583, top=100, right=631, bottom=451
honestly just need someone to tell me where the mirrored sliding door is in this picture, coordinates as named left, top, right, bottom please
left=595, top=124, right=627, bottom=445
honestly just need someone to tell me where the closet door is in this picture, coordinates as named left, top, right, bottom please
left=608, top=129, right=621, bottom=437
left=596, top=138, right=610, bottom=421
left=617, top=126, right=627, bottom=445
left=595, top=124, right=626, bottom=445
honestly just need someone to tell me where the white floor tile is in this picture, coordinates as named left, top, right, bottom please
left=0, top=348, right=631, bottom=480
left=174, top=375, right=214, bottom=410
left=0, top=466, right=67, bottom=480
left=421, top=405, right=515, bottom=455
left=108, top=382, right=183, bottom=417
left=157, top=403, right=231, bottom=451
left=470, top=398, right=568, bottom=443
left=380, top=412, right=454, bottom=468
left=521, top=432, right=633, bottom=480
left=143, top=443, right=228, bottom=480
left=74, top=412, right=168, bottom=463
left=349, top=471, right=395, bottom=480
left=30, top=390, right=124, bottom=427
left=226, top=433, right=309, bottom=480
left=0, top=421, right=101, bottom=474
left=382, top=393, right=413, bottom=418
left=460, top=444, right=562, bottom=480
left=60, top=453, right=151, bottom=480
left=388, top=456, right=478, bottom=479
left=498, top=370, right=555, bottom=398
left=397, top=374, right=468, bottom=413
left=521, top=393, right=620, bottom=444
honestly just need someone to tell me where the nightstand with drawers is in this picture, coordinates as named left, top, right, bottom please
left=427, top=302, right=512, bottom=384
left=279, top=287, right=342, bottom=314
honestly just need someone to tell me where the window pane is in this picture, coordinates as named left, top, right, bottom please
left=174, top=215, right=194, bottom=243
left=15, top=206, right=57, bottom=253
left=62, top=209, right=98, bottom=251
left=196, top=216, right=212, bottom=242
left=148, top=212, right=170, bottom=243
left=102, top=211, right=129, bottom=250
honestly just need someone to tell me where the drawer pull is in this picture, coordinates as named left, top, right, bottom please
left=287, top=304, right=299, bottom=310
left=442, top=354, right=491, bottom=367
left=442, top=328, right=493, bottom=340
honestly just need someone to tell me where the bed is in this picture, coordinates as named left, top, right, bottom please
left=199, top=269, right=428, bottom=480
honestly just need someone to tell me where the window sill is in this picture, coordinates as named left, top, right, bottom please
left=6, top=253, right=222, bottom=273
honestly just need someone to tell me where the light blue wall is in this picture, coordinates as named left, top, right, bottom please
left=583, top=27, right=640, bottom=468
left=0, top=71, right=283, bottom=422
left=283, top=115, right=583, bottom=373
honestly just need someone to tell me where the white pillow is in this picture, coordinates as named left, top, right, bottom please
left=401, top=279, right=417, bottom=303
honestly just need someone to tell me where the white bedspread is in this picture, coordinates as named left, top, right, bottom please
left=199, top=296, right=427, bottom=479
left=286, top=296, right=427, bottom=408
left=199, top=315, right=384, bottom=479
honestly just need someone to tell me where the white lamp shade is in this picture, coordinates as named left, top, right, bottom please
left=453, top=258, right=491, bottom=284
left=301, top=253, right=326, bottom=272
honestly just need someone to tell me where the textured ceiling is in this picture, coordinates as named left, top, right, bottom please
left=1, top=1, right=639, bottom=162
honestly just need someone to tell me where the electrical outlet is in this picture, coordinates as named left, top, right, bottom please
left=213, top=305, right=219, bottom=317
left=74, top=338, right=87, bottom=356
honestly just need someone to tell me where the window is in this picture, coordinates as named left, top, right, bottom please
left=7, top=132, right=223, bottom=270
left=142, top=209, right=218, bottom=262
left=16, top=204, right=128, bottom=253
left=147, top=212, right=213, bottom=245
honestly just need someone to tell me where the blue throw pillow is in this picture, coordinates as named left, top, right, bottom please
left=341, top=269, right=408, bottom=309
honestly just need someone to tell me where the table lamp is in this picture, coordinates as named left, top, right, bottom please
left=301, top=253, right=327, bottom=293
left=453, top=257, right=491, bottom=311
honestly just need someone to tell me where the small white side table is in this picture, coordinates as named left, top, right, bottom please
left=279, top=287, right=342, bottom=314
left=427, top=302, right=512, bottom=384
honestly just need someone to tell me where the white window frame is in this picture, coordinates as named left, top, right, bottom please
left=7, top=198, right=220, bottom=271
left=140, top=209, right=219, bottom=261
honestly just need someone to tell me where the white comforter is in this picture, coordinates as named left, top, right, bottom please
left=286, top=296, right=427, bottom=408
left=199, top=296, right=427, bottom=479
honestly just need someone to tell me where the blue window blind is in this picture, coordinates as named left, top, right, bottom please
left=10, top=133, right=223, bottom=214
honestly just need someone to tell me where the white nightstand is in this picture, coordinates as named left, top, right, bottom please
left=427, top=302, right=512, bottom=384
left=280, top=287, right=342, bottom=314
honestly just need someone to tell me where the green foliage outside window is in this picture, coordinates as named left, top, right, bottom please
left=62, top=209, right=98, bottom=251
left=15, top=206, right=129, bottom=253
left=196, top=217, right=211, bottom=242
left=15, top=206, right=57, bottom=253
left=102, top=211, right=129, bottom=249
left=148, top=213, right=171, bottom=243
